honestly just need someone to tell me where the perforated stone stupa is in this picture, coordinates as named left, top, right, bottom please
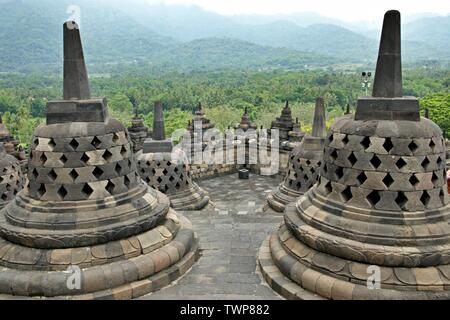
left=265, top=97, right=326, bottom=213
left=259, top=11, right=450, bottom=300
left=137, top=102, right=210, bottom=211
left=0, top=22, right=199, bottom=299
left=0, top=143, right=25, bottom=210
left=0, top=116, right=26, bottom=164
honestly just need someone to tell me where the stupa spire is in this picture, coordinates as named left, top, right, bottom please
left=152, top=101, right=165, bottom=141
left=311, top=97, right=326, bottom=138
left=372, top=10, right=402, bottom=98
left=63, top=21, right=91, bottom=100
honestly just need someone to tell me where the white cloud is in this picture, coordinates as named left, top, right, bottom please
left=147, top=0, right=450, bottom=21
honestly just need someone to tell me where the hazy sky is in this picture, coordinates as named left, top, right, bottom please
left=146, top=0, right=450, bottom=21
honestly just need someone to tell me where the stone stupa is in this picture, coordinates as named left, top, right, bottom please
left=259, top=10, right=450, bottom=300
left=0, top=115, right=26, bottom=165
left=137, top=102, right=210, bottom=211
left=0, top=22, right=199, bottom=299
left=265, top=97, right=326, bottom=213
left=128, top=105, right=150, bottom=153
left=235, top=108, right=257, bottom=132
left=0, top=143, right=25, bottom=210
left=271, top=101, right=295, bottom=145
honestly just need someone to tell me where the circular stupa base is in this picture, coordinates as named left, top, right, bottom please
left=265, top=184, right=302, bottom=213
left=0, top=209, right=199, bottom=300
left=169, top=185, right=210, bottom=211
left=259, top=208, right=450, bottom=300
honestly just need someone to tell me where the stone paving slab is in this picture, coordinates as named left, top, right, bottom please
left=140, top=173, right=285, bottom=300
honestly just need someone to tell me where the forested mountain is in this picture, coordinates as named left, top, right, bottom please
left=0, top=0, right=448, bottom=73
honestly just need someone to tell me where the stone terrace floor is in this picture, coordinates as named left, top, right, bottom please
left=140, top=173, right=285, bottom=300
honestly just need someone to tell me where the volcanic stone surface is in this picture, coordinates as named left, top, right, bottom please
left=0, top=144, right=25, bottom=210
left=265, top=97, right=326, bottom=213
left=138, top=102, right=209, bottom=211
left=259, top=10, right=450, bottom=300
left=0, top=21, right=198, bottom=300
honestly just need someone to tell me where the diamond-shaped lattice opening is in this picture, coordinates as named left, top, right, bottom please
left=383, top=174, right=394, bottom=188
left=296, top=182, right=302, bottom=189
left=124, top=176, right=131, bottom=189
left=174, top=167, right=179, bottom=173
left=383, top=138, right=394, bottom=153
left=335, top=168, right=344, bottom=180
left=330, top=149, right=338, bottom=161
left=361, top=136, right=371, bottom=149
left=348, top=153, right=357, bottom=166
left=432, top=172, right=439, bottom=186
left=437, top=156, right=443, bottom=167
left=6, top=184, right=12, bottom=192
left=60, top=154, right=68, bottom=164
left=82, top=183, right=94, bottom=198
left=48, top=139, right=56, bottom=150
left=370, top=155, right=382, bottom=169
left=310, top=167, right=316, bottom=174
left=115, top=164, right=122, bottom=175
left=113, top=133, right=120, bottom=144
left=421, top=157, right=430, bottom=170
left=105, top=181, right=115, bottom=195
left=81, top=153, right=90, bottom=164
left=57, top=186, right=68, bottom=199
left=409, top=175, right=419, bottom=187
left=47, top=169, right=57, bottom=181
left=164, top=185, right=170, bottom=192
left=103, top=150, right=113, bottom=162
left=91, top=137, right=102, bottom=149
left=151, top=168, right=156, bottom=175
left=408, top=141, right=419, bottom=153
left=306, top=160, right=311, bottom=166
left=440, top=190, right=445, bottom=204
left=299, top=167, right=304, bottom=172
left=395, top=158, right=407, bottom=170
left=169, top=175, right=175, bottom=182
left=40, top=153, right=47, bottom=165
left=395, top=192, right=408, bottom=209
left=32, top=168, right=39, bottom=179
left=163, top=169, right=169, bottom=175
left=341, top=187, right=353, bottom=202
left=328, top=133, right=334, bottom=143
left=342, top=135, right=349, bottom=145
left=367, top=191, right=381, bottom=207
left=140, top=168, right=146, bottom=174
left=69, top=139, right=79, bottom=151
left=175, top=182, right=181, bottom=189
left=157, top=177, right=163, bottom=184
left=429, top=139, right=436, bottom=151
left=324, top=181, right=332, bottom=195
left=420, top=191, right=430, bottom=207
left=120, top=146, right=127, bottom=157
left=92, top=167, right=104, bottom=179
left=1, top=193, right=7, bottom=201
left=69, top=169, right=79, bottom=181
left=323, top=164, right=328, bottom=174
left=37, top=184, right=46, bottom=197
